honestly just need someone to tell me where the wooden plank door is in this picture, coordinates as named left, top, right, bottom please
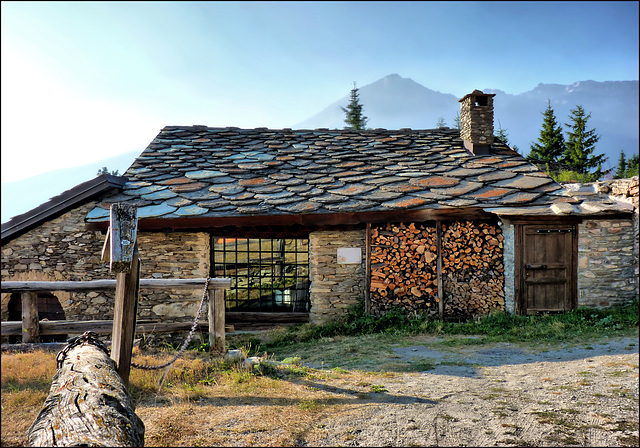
left=522, top=225, right=576, bottom=314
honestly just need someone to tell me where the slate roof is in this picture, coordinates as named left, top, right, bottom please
left=84, top=126, right=596, bottom=225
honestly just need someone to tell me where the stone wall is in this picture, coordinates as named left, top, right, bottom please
left=499, top=219, right=516, bottom=314
left=576, top=176, right=639, bottom=308
left=136, top=232, right=210, bottom=321
left=1, top=202, right=210, bottom=325
left=2, top=202, right=109, bottom=322
left=578, top=219, right=637, bottom=307
left=308, top=229, right=367, bottom=325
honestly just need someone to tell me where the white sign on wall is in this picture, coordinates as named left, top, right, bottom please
left=337, top=247, right=362, bottom=264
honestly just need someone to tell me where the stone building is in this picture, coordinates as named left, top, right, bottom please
left=2, top=90, right=637, bottom=333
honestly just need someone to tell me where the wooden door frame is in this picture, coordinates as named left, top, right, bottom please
left=512, top=219, right=579, bottom=315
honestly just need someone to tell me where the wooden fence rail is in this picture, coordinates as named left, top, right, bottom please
left=1, top=278, right=231, bottom=292
left=1, top=278, right=230, bottom=346
left=1, top=319, right=231, bottom=337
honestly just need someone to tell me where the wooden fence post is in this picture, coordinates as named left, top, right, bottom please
left=22, top=292, right=39, bottom=343
left=111, top=248, right=140, bottom=388
left=108, top=203, right=139, bottom=388
left=209, top=288, right=225, bottom=353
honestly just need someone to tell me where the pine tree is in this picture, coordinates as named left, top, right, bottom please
left=527, top=100, right=565, bottom=170
left=615, top=150, right=627, bottom=179
left=97, top=166, right=119, bottom=176
left=452, top=112, right=461, bottom=130
left=495, top=120, right=519, bottom=153
left=626, top=154, right=639, bottom=177
left=436, top=117, right=446, bottom=128
left=563, top=105, right=606, bottom=180
left=341, top=82, right=368, bottom=130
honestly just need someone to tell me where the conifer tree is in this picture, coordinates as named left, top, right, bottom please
left=341, top=82, right=368, bottom=130
left=563, top=105, right=606, bottom=180
left=615, top=150, right=627, bottom=179
left=626, top=154, right=639, bottom=177
left=496, top=120, right=519, bottom=153
left=452, top=112, right=461, bottom=130
left=527, top=100, right=565, bottom=170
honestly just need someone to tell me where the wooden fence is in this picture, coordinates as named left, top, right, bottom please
left=1, top=278, right=231, bottom=342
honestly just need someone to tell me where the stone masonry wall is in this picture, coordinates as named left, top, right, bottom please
left=1, top=202, right=210, bottom=326
left=2, top=202, right=109, bottom=322
left=500, top=219, right=516, bottom=314
left=578, top=219, right=637, bottom=307
left=576, top=177, right=639, bottom=308
left=136, top=232, right=210, bottom=321
left=309, top=229, right=366, bottom=325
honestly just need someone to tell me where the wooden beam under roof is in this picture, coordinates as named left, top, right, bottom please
left=85, top=207, right=497, bottom=233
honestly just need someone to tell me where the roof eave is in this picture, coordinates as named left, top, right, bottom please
left=1, top=174, right=128, bottom=243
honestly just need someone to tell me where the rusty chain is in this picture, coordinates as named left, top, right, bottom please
left=130, top=277, right=210, bottom=371
left=56, top=331, right=110, bottom=369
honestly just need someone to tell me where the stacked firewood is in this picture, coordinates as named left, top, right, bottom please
left=442, top=221, right=504, bottom=317
left=369, top=220, right=505, bottom=318
left=369, top=222, right=438, bottom=315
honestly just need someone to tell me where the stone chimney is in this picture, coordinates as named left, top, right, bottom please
left=458, top=89, right=496, bottom=155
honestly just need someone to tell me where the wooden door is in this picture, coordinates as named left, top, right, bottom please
left=521, top=224, right=576, bottom=314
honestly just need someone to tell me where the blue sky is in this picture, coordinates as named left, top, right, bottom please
left=1, top=1, right=638, bottom=184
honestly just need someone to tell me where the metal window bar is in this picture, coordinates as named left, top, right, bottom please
left=210, top=236, right=310, bottom=312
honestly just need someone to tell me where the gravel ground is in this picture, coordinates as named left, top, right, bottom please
left=302, top=336, right=639, bottom=447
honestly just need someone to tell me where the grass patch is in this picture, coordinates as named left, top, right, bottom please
left=264, top=299, right=639, bottom=351
left=260, top=299, right=638, bottom=369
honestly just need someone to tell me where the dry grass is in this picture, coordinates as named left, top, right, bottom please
left=0, top=348, right=385, bottom=447
left=1, top=350, right=57, bottom=447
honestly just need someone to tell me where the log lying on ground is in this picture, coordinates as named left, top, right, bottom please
left=27, top=342, right=144, bottom=447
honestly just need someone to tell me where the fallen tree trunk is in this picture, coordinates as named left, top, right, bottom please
left=27, top=339, right=144, bottom=447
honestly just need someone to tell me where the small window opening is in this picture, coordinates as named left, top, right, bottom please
left=474, top=96, right=488, bottom=107
left=211, top=237, right=310, bottom=312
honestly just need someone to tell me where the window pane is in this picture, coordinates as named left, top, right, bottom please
left=211, top=236, right=310, bottom=312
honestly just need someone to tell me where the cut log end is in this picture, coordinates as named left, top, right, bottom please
left=370, top=220, right=504, bottom=317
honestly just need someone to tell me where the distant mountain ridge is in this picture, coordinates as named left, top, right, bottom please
left=1, top=151, right=139, bottom=223
left=295, top=75, right=639, bottom=172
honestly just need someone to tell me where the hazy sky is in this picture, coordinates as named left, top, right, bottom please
left=1, top=1, right=638, bottom=183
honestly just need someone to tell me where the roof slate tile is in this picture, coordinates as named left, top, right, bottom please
left=85, top=126, right=588, bottom=223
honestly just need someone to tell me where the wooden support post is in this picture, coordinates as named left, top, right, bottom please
left=209, top=288, right=225, bottom=353
left=108, top=203, right=139, bottom=388
left=436, top=220, right=444, bottom=320
left=22, top=292, right=39, bottom=343
left=111, top=247, right=139, bottom=388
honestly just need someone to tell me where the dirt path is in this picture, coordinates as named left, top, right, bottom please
left=302, top=336, right=639, bottom=447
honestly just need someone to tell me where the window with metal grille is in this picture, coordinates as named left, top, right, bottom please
left=210, top=237, right=310, bottom=312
